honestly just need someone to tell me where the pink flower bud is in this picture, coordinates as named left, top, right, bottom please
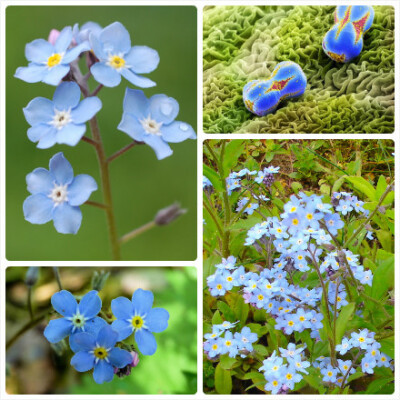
left=129, top=351, right=140, bottom=367
left=48, top=29, right=60, bottom=45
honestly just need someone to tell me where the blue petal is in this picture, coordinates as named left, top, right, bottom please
left=43, top=318, right=72, bottom=343
left=23, top=194, right=54, bottom=224
left=90, top=32, right=107, bottom=60
left=125, top=46, right=159, bottom=74
left=121, top=68, right=156, bottom=88
left=84, top=317, right=108, bottom=337
left=149, top=94, right=179, bottom=125
left=71, top=351, right=95, bottom=372
left=142, top=134, right=173, bottom=160
left=131, top=289, right=154, bottom=315
left=27, top=124, right=56, bottom=144
left=56, top=124, right=86, bottom=146
left=122, top=88, right=149, bottom=119
left=161, top=121, right=196, bottom=143
left=108, top=348, right=133, bottom=368
left=99, top=22, right=131, bottom=54
left=91, top=62, right=121, bottom=87
left=135, top=329, right=157, bottom=355
left=67, top=174, right=98, bottom=206
left=111, top=319, right=133, bottom=341
left=37, top=129, right=58, bottom=149
left=52, top=203, right=82, bottom=234
left=117, top=112, right=146, bottom=141
left=15, top=64, right=47, bottom=83
left=146, top=308, right=169, bottom=333
left=96, top=325, right=118, bottom=349
left=78, top=290, right=101, bottom=319
left=25, top=39, right=54, bottom=63
left=63, top=41, right=91, bottom=63
left=42, top=64, right=70, bottom=86
left=71, top=96, right=102, bottom=124
left=51, top=290, right=78, bottom=316
left=54, top=26, right=73, bottom=53
left=26, top=167, right=54, bottom=195
left=69, top=331, right=96, bottom=352
left=93, top=360, right=114, bottom=384
left=23, top=97, right=54, bottom=125
left=53, top=81, right=81, bottom=110
left=49, top=152, right=74, bottom=185
left=111, top=296, right=134, bottom=319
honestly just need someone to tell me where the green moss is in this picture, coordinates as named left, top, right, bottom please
left=203, top=6, right=394, bottom=133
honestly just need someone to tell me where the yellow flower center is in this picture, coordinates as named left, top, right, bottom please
left=109, top=55, right=126, bottom=69
left=358, top=337, right=365, bottom=343
left=94, top=347, right=108, bottom=359
left=258, top=294, right=264, bottom=300
left=216, top=284, right=223, bottom=290
left=131, top=316, right=144, bottom=329
left=292, top=218, right=299, bottom=226
left=225, top=340, right=232, bottom=347
left=299, top=316, right=305, bottom=322
left=212, top=344, right=218, bottom=350
left=306, top=213, right=313, bottom=220
left=272, top=380, right=279, bottom=386
left=327, top=371, right=333, bottom=377
left=227, top=276, right=233, bottom=282
left=290, top=207, right=297, bottom=212
left=47, top=53, right=62, bottom=68
left=288, top=320, right=294, bottom=326
left=286, top=373, right=293, bottom=380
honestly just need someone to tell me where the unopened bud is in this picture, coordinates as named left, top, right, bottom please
left=129, top=351, right=140, bottom=368
left=48, top=29, right=60, bottom=45
left=155, top=203, right=186, bottom=226
left=91, top=270, right=110, bottom=292
left=114, top=351, right=139, bottom=377
left=378, top=206, right=386, bottom=214
left=25, top=267, right=39, bottom=287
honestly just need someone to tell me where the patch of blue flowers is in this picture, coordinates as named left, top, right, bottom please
left=203, top=165, right=392, bottom=394
left=16, top=21, right=196, bottom=235
left=44, top=288, right=168, bottom=384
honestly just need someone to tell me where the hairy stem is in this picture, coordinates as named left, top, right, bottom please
left=119, top=221, right=156, bottom=244
left=107, top=140, right=143, bottom=163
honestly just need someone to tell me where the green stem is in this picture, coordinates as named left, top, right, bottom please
left=27, top=287, right=33, bottom=320
left=107, top=140, right=143, bottom=163
left=119, top=221, right=156, bottom=245
left=343, top=183, right=393, bottom=248
left=360, top=292, right=391, bottom=319
left=6, top=312, right=49, bottom=350
left=203, top=199, right=224, bottom=240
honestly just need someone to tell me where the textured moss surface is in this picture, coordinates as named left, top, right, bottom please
left=203, top=6, right=394, bottom=133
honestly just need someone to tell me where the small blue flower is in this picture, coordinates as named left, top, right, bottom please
left=70, top=325, right=133, bottom=384
left=73, top=22, right=102, bottom=46
left=23, top=82, right=102, bottom=148
left=111, top=289, right=169, bottom=355
left=90, top=22, right=159, bottom=88
left=118, top=88, right=196, bottom=159
left=44, top=290, right=106, bottom=344
left=335, top=337, right=353, bottom=355
left=234, top=326, right=258, bottom=352
left=23, top=152, right=97, bottom=234
left=15, top=26, right=90, bottom=85
left=321, top=365, right=338, bottom=383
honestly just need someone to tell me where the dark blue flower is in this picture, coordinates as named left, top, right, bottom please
left=15, top=26, right=90, bottom=86
left=23, top=81, right=102, bottom=148
left=111, top=289, right=169, bottom=355
left=70, top=325, right=133, bottom=384
left=23, top=152, right=97, bottom=234
left=90, top=22, right=159, bottom=88
left=118, top=88, right=196, bottom=160
left=44, top=290, right=106, bottom=345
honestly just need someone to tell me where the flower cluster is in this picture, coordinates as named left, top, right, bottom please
left=44, top=288, right=168, bottom=384
left=259, top=344, right=310, bottom=394
left=17, top=21, right=196, bottom=234
left=204, top=321, right=257, bottom=359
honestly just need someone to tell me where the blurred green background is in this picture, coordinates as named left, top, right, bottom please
left=6, top=266, right=197, bottom=394
left=6, top=6, right=197, bottom=260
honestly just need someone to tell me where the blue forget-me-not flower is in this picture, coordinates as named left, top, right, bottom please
left=118, top=88, right=196, bottom=160
left=23, top=81, right=102, bottom=148
left=111, top=288, right=169, bottom=355
left=23, top=152, right=97, bottom=234
left=90, top=22, right=159, bottom=88
left=15, top=26, right=90, bottom=86
left=44, top=290, right=106, bottom=344
left=70, top=325, right=133, bottom=384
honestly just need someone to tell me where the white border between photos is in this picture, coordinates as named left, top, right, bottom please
left=0, top=0, right=399, bottom=399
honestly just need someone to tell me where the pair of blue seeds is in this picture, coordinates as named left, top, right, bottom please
left=243, top=6, right=374, bottom=116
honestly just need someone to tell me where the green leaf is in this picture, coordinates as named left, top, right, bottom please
left=332, top=176, right=346, bottom=193
left=215, top=362, right=232, bottom=394
left=219, top=354, right=240, bottom=370
left=233, top=295, right=249, bottom=326
left=217, top=301, right=235, bottom=322
left=253, top=344, right=269, bottom=357
left=212, top=310, right=223, bottom=325
left=222, top=140, right=244, bottom=175
left=378, top=337, right=394, bottom=359
left=291, top=182, right=303, bottom=194
left=344, top=176, right=376, bottom=201
left=376, top=175, right=388, bottom=199
left=335, top=302, right=355, bottom=344
left=375, top=230, right=393, bottom=252
left=371, top=256, right=394, bottom=300
left=365, top=377, right=394, bottom=394
left=203, top=164, right=223, bottom=191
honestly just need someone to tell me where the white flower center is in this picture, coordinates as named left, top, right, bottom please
left=49, top=183, right=68, bottom=205
left=51, top=109, right=72, bottom=130
left=71, top=311, right=86, bottom=330
left=140, top=115, right=163, bottom=135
